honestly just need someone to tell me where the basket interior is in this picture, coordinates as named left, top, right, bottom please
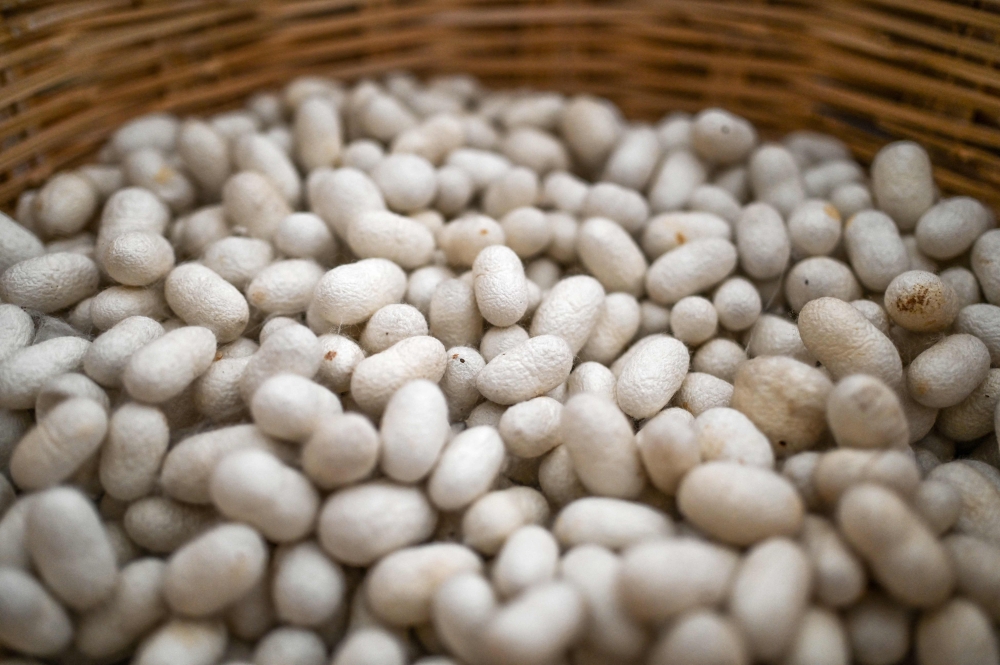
left=2, top=0, right=1000, bottom=210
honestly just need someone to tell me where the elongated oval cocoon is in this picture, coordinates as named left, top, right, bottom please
left=202, top=236, right=274, bottom=293
left=692, top=108, right=757, bottom=164
left=295, top=96, right=342, bottom=171
left=301, top=412, right=379, bottom=490
left=930, top=461, right=1000, bottom=546
left=788, top=199, right=842, bottom=257
left=432, top=572, right=498, bottom=665
left=731, top=355, right=833, bottom=456
left=99, top=402, right=170, bottom=501
left=0, top=566, right=73, bottom=657
left=553, top=497, right=671, bottom=550
left=380, top=379, right=450, bottom=482
left=272, top=540, right=345, bottom=628
left=580, top=293, right=641, bottom=365
left=907, top=334, right=991, bottom=408
left=577, top=216, right=648, bottom=296
left=163, top=523, right=267, bottom=616
left=351, top=335, right=447, bottom=416
left=501, top=206, right=553, bottom=259
left=916, top=196, right=994, bottom=260
left=616, top=335, right=689, bottom=419
left=274, top=211, right=338, bottom=264
left=798, top=297, right=903, bottom=389
left=250, top=373, right=341, bottom=443
left=372, top=153, right=438, bottom=213
left=785, top=256, right=862, bottom=312
left=620, top=537, right=739, bottom=622
left=603, top=125, right=661, bottom=190
left=210, top=449, right=319, bottom=542
left=560, top=95, right=621, bottom=171
left=871, top=141, right=935, bottom=231
left=562, top=393, right=645, bottom=499
left=10, top=397, right=107, bottom=490
left=677, top=461, right=804, bottom=546
left=27, top=486, right=118, bottom=611
left=636, top=408, right=701, bottom=495
left=694, top=407, right=774, bottom=468
left=318, top=481, right=436, bottom=566
left=499, top=396, right=562, bottom=458
left=972, top=229, right=1000, bottom=305
left=429, top=278, right=484, bottom=349
left=642, top=211, right=732, bottom=260
left=736, top=203, right=790, bottom=280
left=0, top=336, right=90, bottom=410
left=800, top=514, right=867, bottom=608
left=844, top=210, right=909, bottom=292
left=348, top=210, right=435, bottom=269
left=954, top=303, right=1000, bottom=365
left=838, top=483, right=953, bottom=607
left=0, top=252, right=99, bottom=313
left=472, top=245, right=529, bottom=326
left=482, top=580, right=585, bottom=665
left=178, top=120, right=230, bottom=197
left=233, top=132, right=301, bottom=206
left=439, top=214, right=506, bottom=267
left=827, top=374, right=909, bottom=450
left=239, top=323, right=321, bottom=403
left=222, top=171, right=291, bottom=240
left=529, top=275, right=605, bottom=353
left=476, top=335, right=573, bottom=405
left=312, top=258, right=407, bottom=327
left=101, top=231, right=175, bottom=287
left=89, top=285, right=169, bottom=331
left=729, top=538, right=812, bottom=661
left=367, top=543, right=483, bottom=626
left=648, top=150, right=706, bottom=212
left=314, top=334, right=365, bottom=393
left=120, top=495, right=217, bottom=556
left=439, top=345, right=485, bottom=421
left=34, top=172, right=98, bottom=237
left=492, top=525, right=559, bottom=599
left=428, top=426, right=505, bottom=511
left=246, top=259, right=325, bottom=316
left=646, top=238, right=737, bottom=305
left=123, top=326, right=216, bottom=403
left=164, top=263, right=248, bottom=342
left=937, top=368, right=1000, bottom=442
left=749, top=144, right=805, bottom=215
left=308, top=167, right=386, bottom=241
left=83, top=316, right=164, bottom=388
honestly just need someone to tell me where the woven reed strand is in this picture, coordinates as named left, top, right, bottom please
left=2, top=0, right=1000, bottom=210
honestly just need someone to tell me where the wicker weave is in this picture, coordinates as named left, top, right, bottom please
left=2, top=0, right=1000, bottom=211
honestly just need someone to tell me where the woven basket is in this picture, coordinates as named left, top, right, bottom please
left=2, top=0, right=999, bottom=212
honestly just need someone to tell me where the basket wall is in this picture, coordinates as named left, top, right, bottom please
left=2, top=0, right=1000, bottom=210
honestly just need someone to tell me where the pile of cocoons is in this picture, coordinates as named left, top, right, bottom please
left=6, top=71, right=1000, bottom=665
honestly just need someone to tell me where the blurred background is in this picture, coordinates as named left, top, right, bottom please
left=2, top=0, right=999, bottom=210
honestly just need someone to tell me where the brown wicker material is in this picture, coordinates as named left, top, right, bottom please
left=2, top=0, right=1000, bottom=211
